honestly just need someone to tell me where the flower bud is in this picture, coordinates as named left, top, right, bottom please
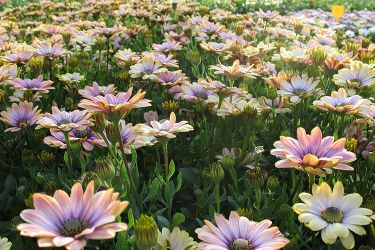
left=266, top=175, right=279, bottom=192
left=95, top=157, right=115, bottom=183
left=220, top=155, right=236, bottom=170
left=118, top=70, right=129, bottom=86
left=105, top=122, right=118, bottom=144
left=344, top=42, right=359, bottom=55
left=162, top=100, right=179, bottom=115
left=203, top=162, right=224, bottom=183
left=37, top=151, right=56, bottom=168
left=310, top=47, right=327, bottom=65
left=44, top=180, right=59, bottom=195
left=62, top=32, right=72, bottom=46
left=95, top=37, right=107, bottom=51
left=294, top=23, right=303, bottom=34
left=246, top=167, right=267, bottom=188
left=144, top=30, right=153, bottom=45
left=185, top=50, right=201, bottom=65
left=69, top=55, right=80, bottom=68
left=28, top=56, right=44, bottom=72
left=234, top=22, right=245, bottom=36
left=236, top=208, right=253, bottom=219
left=361, top=38, right=371, bottom=49
left=134, top=215, right=159, bottom=249
left=345, top=138, right=358, bottom=154
left=91, top=112, right=107, bottom=133
left=0, top=89, right=5, bottom=105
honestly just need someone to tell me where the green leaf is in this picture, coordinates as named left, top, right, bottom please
left=176, top=172, right=182, bottom=191
left=172, top=212, right=185, bottom=228
left=168, top=160, right=175, bottom=180
left=144, top=178, right=161, bottom=203
left=127, top=208, right=134, bottom=229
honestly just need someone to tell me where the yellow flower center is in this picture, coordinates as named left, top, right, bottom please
left=302, top=154, right=319, bottom=167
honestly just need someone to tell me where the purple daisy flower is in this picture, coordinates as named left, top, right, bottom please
left=0, top=101, right=41, bottom=132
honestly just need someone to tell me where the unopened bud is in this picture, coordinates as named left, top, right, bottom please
left=134, top=215, right=159, bottom=249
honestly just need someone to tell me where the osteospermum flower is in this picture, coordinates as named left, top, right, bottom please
left=78, top=88, right=151, bottom=121
left=35, top=42, right=66, bottom=60
left=11, top=76, right=54, bottom=93
left=0, top=101, right=41, bottom=132
left=17, top=181, right=128, bottom=250
left=271, top=127, right=356, bottom=176
left=313, top=88, right=372, bottom=115
left=210, top=60, right=259, bottom=80
left=256, top=9, right=279, bottom=20
left=57, top=73, right=84, bottom=85
left=155, top=71, right=189, bottom=86
left=37, top=107, right=93, bottom=131
left=180, top=82, right=214, bottom=102
left=293, top=181, right=373, bottom=249
left=333, top=61, right=375, bottom=92
left=278, top=75, right=319, bottom=103
left=157, top=227, right=199, bottom=250
left=129, top=57, right=168, bottom=80
left=195, top=211, right=289, bottom=250
left=78, top=82, right=116, bottom=99
left=135, top=112, right=193, bottom=139
left=152, top=39, right=182, bottom=53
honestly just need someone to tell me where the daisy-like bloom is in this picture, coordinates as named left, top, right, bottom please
left=11, top=76, right=54, bottom=93
left=271, top=127, right=356, bottom=176
left=17, top=181, right=128, bottom=250
left=333, top=61, right=375, bottom=91
left=200, top=41, right=233, bottom=54
left=152, top=39, right=182, bottom=54
left=78, top=88, right=151, bottom=121
left=278, top=75, right=319, bottom=103
left=0, top=101, right=41, bottom=132
left=210, top=60, right=259, bottom=81
left=258, top=96, right=292, bottom=114
left=129, top=57, right=168, bottom=80
left=276, top=47, right=309, bottom=64
left=0, top=237, right=12, bottom=250
left=44, top=130, right=69, bottom=149
left=2, top=49, right=35, bottom=65
left=37, top=107, right=93, bottom=132
left=155, top=70, right=189, bottom=86
left=157, top=227, right=199, bottom=250
left=35, top=42, right=67, bottom=60
left=196, top=211, right=289, bottom=250
left=264, top=71, right=292, bottom=89
left=144, top=111, right=158, bottom=126
left=256, top=9, right=279, bottom=20
left=195, top=21, right=225, bottom=36
left=135, top=112, right=193, bottom=139
left=114, top=49, right=140, bottom=68
left=180, top=82, right=214, bottom=102
left=69, top=127, right=105, bottom=151
left=57, top=73, right=84, bottom=85
left=78, top=82, right=116, bottom=99
left=313, top=88, right=372, bottom=115
left=215, top=96, right=260, bottom=117
left=142, top=52, right=179, bottom=68
left=200, top=78, right=247, bottom=97
left=293, top=181, right=373, bottom=249
left=0, top=64, right=16, bottom=85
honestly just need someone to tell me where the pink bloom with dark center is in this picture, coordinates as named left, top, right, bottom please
left=78, top=82, right=116, bottom=99
left=271, top=127, right=356, bottom=176
left=37, top=107, right=93, bottom=132
left=195, top=211, right=289, bottom=250
left=0, top=101, right=41, bottom=132
left=11, top=76, right=54, bottom=93
left=17, top=181, right=128, bottom=250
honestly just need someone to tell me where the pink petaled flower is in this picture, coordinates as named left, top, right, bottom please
left=78, top=88, right=151, bottom=121
left=17, top=181, right=128, bottom=250
left=2, top=50, right=35, bottom=65
left=195, top=211, right=289, bottom=250
left=144, top=111, right=159, bottom=126
left=78, top=82, right=116, bottom=99
left=135, top=112, right=193, bottom=139
left=155, top=71, right=189, bottom=86
left=129, top=57, right=168, bottom=80
left=37, top=107, right=93, bottom=132
left=180, top=82, right=214, bottom=102
left=152, top=39, right=182, bottom=54
left=69, top=127, right=105, bottom=151
left=256, top=9, right=279, bottom=20
left=11, top=76, right=54, bottom=93
left=35, top=42, right=67, bottom=60
left=0, top=101, right=41, bottom=132
left=44, top=130, right=69, bottom=149
left=142, top=52, right=179, bottom=68
left=210, top=60, right=259, bottom=80
left=271, top=127, right=356, bottom=176
left=195, top=21, right=225, bottom=36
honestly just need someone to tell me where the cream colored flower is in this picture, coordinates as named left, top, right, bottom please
left=157, top=227, right=199, bottom=250
left=333, top=61, right=375, bottom=91
left=210, top=60, right=259, bottom=80
left=293, top=181, right=373, bottom=249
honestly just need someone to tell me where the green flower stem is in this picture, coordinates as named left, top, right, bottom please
left=63, top=131, right=73, bottom=174
left=289, top=173, right=303, bottom=204
left=308, top=174, right=315, bottom=192
left=114, top=122, right=143, bottom=213
left=160, top=139, right=172, bottom=221
left=214, top=182, right=221, bottom=213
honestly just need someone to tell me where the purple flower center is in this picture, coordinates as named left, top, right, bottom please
left=231, top=239, right=252, bottom=250
left=60, top=219, right=88, bottom=237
